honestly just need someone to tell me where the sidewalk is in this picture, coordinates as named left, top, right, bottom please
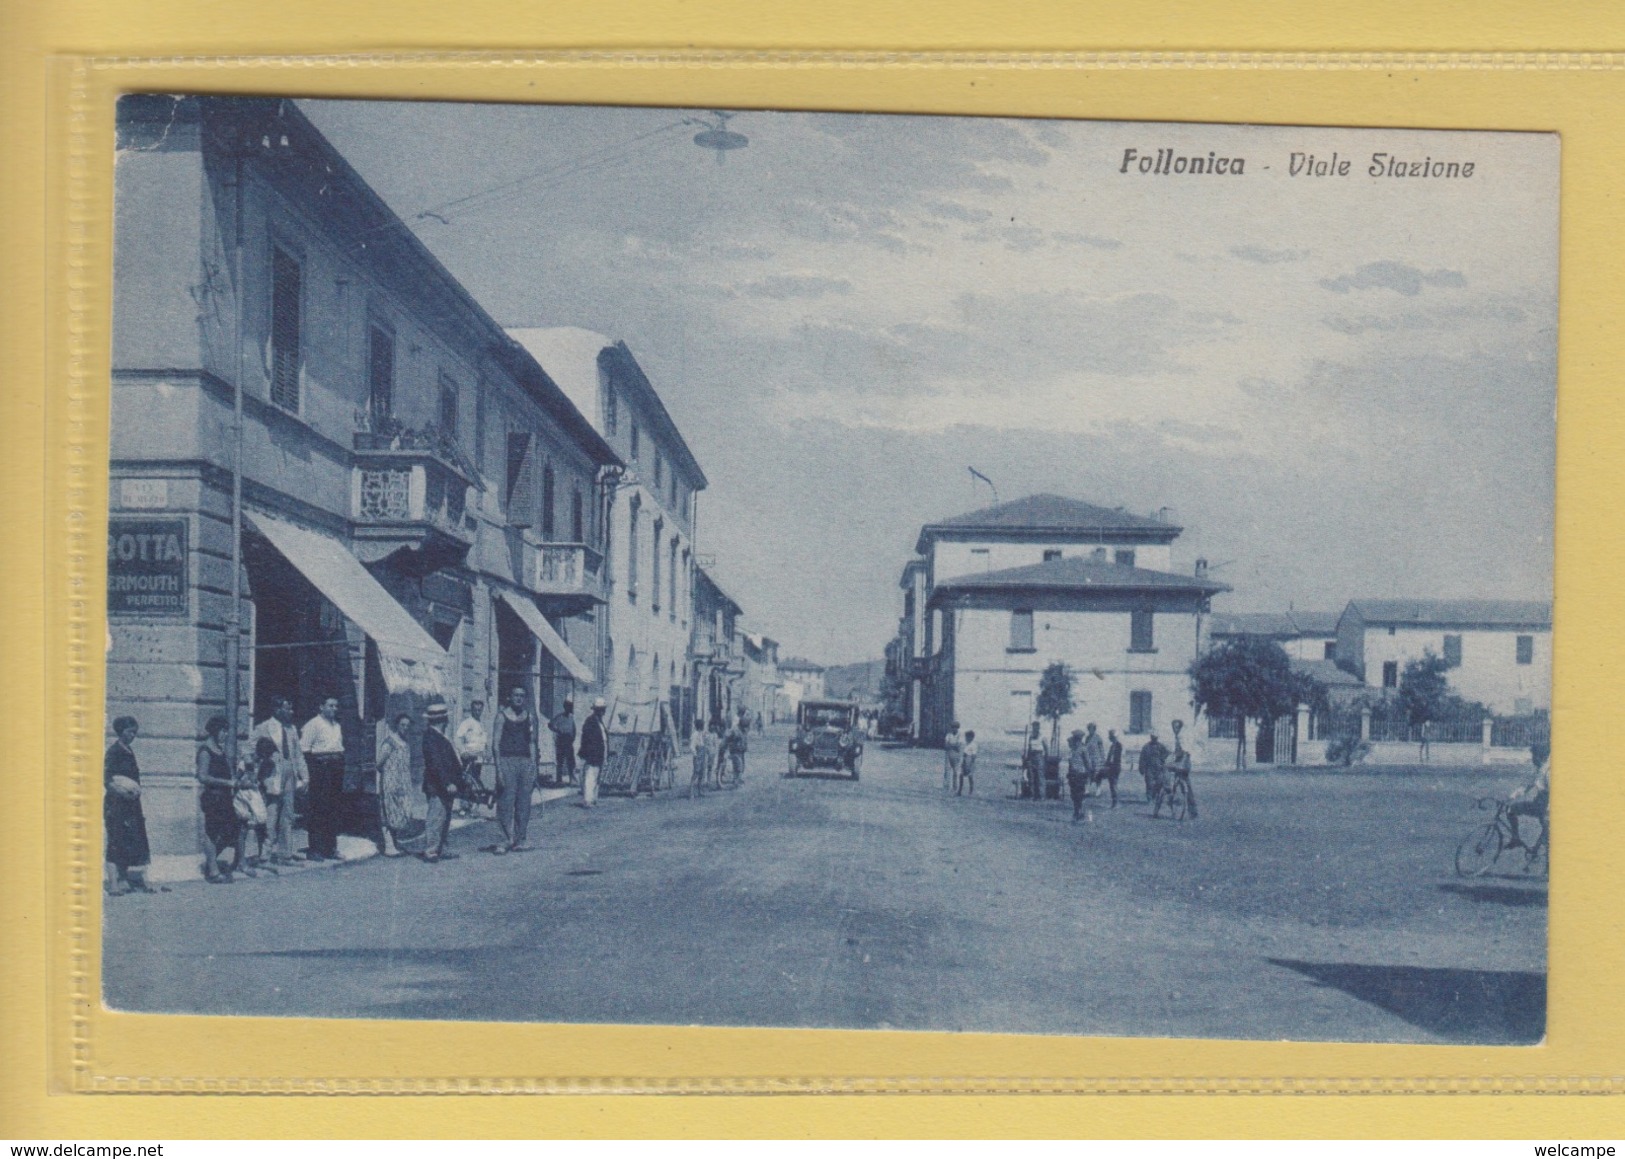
left=143, top=785, right=580, bottom=885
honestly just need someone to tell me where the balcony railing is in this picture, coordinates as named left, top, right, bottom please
left=530, top=542, right=605, bottom=600
left=351, top=434, right=476, bottom=557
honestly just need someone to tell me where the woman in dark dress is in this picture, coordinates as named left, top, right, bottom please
left=196, top=715, right=240, bottom=883
left=104, top=715, right=156, bottom=895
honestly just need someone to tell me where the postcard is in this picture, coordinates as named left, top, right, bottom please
left=101, top=95, right=1555, bottom=1045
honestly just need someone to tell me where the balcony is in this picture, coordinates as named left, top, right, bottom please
left=529, top=542, right=606, bottom=611
left=350, top=431, right=477, bottom=570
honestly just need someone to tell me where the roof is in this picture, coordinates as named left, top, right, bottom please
left=1343, top=599, right=1552, bottom=630
left=932, top=555, right=1230, bottom=597
left=693, top=567, right=743, bottom=616
left=916, top=493, right=1179, bottom=555
left=1210, top=611, right=1341, bottom=638
left=509, top=327, right=708, bottom=490
left=779, top=656, right=826, bottom=673
left=1289, top=658, right=1363, bottom=687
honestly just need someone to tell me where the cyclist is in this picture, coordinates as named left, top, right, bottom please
left=1506, top=740, right=1550, bottom=850
left=1169, top=719, right=1198, bottom=819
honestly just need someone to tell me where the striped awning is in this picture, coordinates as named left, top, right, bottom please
left=494, top=589, right=595, bottom=685
left=247, top=512, right=449, bottom=697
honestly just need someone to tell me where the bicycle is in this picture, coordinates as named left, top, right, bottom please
left=1455, top=795, right=1548, bottom=878
left=1150, top=772, right=1192, bottom=822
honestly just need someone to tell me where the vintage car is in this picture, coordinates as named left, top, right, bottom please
left=788, top=699, right=864, bottom=779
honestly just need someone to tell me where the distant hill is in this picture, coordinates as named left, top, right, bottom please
left=823, top=660, right=886, bottom=701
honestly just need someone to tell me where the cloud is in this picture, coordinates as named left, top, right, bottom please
left=1230, top=244, right=1309, bottom=264
left=1321, top=302, right=1526, bottom=336
left=964, top=223, right=1048, bottom=252
left=739, top=274, right=853, bottom=300
left=1319, top=261, right=1467, bottom=296
left=924, top=200, right=992, bottom=224
left=1053, top=231, right=1125, bottom=251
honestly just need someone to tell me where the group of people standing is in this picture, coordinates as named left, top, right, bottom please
left=933, top=718, right=1197, bottom=822
left=103, top=688, right=616, bottom=890
left=689, top=710, right=754, bottom=792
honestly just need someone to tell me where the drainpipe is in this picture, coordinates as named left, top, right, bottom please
left=222, top=129, right=247, bottom=767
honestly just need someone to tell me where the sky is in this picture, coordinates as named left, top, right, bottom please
left=302, top=101, right=1558, bottom=666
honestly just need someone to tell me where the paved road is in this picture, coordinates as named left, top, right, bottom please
left=104, top=728, right=1545, bottom=1043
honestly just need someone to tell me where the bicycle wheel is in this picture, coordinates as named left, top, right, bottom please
left=1170, top=779, right=1190, bottom=822
left=1455, top=821, right=1504, bottom=877
left=1525, top=823, right=1549, bottom=877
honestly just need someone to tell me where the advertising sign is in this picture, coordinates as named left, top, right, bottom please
left=107, top=517, right=189, bottom=617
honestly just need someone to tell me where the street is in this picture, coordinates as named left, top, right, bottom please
left=103, top=725, right=1545, bottom=1044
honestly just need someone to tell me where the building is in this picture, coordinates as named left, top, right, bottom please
left=1208, top=611, right=1341, bottom=662
left=890, top=494, right=1210, bottom=748
left=777, top=658, right=827, bottom=710
left=926, top=555, right=1229, bottom=763
left=740, top=633, right=785, bottom=724
left=509, top=328, right=708, bottom=738
left=107, top=96, right=619, bottom=857
left=691, top=568, right=743, bottom=728
left=1334, top=599, right=1553, bottom=715
left=892, top=557, right=928, bottom=739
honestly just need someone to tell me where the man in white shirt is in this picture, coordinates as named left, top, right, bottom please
left=252, top=695, right=307, bottom=864
left=455, top=699, right=490, bottom=815
left=301, top=695, right=345, bottom=861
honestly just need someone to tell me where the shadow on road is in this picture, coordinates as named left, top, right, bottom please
left=1436, top=882, right=1547, bottom=908
left=1267, top=958, right=1545, bottom=1044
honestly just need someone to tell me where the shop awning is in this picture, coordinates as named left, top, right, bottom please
left=247, top=512, right=449, bottom=697
left=494, top=588, right=595, bottom=685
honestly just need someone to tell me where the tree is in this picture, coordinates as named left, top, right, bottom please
left=1189, top=637, right=1321, bottom=769
left=1397, top=650, right=1487, bottom=725
left=1037, top=662, right=1076, bottom=757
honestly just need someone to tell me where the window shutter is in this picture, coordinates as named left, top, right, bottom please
left=269, top=248, right=302, bottom=412
left=367, top=325, right=394, bottom=426
left=506, top=432, right=534, bottom=527
left=540, top=463, right=555, bottom=539
left=1131, top=608, right=1155, bottom=651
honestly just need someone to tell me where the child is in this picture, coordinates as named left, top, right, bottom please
left=958, top=730, right=978, bottom=796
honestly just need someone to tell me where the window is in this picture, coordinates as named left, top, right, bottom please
left=435, top=373, right=458, bottom=438
left=1090, top=547, right=1108, bottom=563
left=1130, top=608, right=1155, bottom=652
left=505, top=432, right=534, bottom=527
left=971, top=548, right=991, bottom=571
left=269, top=246, right=302, bottom=412
left=1516, top=634, right=1534, bottom=665
left=604, top=387, right=618, bottom=436
left=652, top=518, right=663, bottom=612
left=1008, top=690, right=1034, bottom=732
left=654, top=453, right=663, bottom=490
left=1043, top=549, right=1062, bottom=562
left=1114, top=548, right=1136, bottom=568
left=1009, top=609, right=1035, bottom=651
left=1442, top=634, right=1462, bottom=668
left=367, top=323, right=394, bottom=427
left=669, top=537, right=678, bottom=621
left=1324, top=640, right=1337, bottom=660
left=627, top=496, right=640, bottom=597
left=571, top=487, right=584, bottom=542
left=631, top=423, right=640, bottom=463
left=540, top=463, right=555, bottom=539
left=1382, top=660, right=1399, bottom=688
left=1129, top=691, right=1153, bottom=735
